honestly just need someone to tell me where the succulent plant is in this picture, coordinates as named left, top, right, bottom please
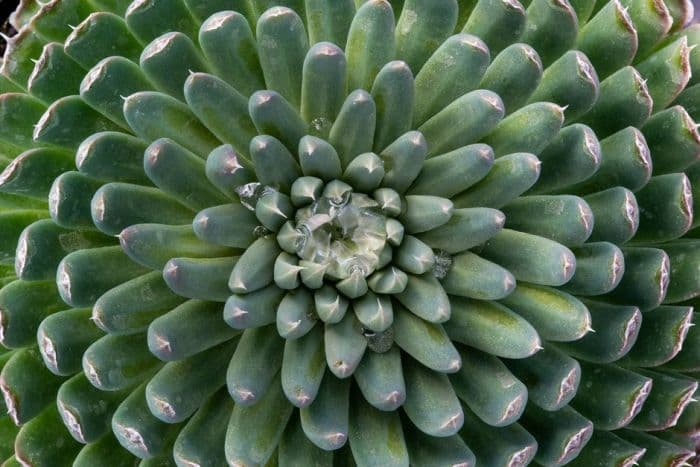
left=0, top=0, right=698, bottom=465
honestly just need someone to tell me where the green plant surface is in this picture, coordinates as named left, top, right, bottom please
left=0, top=0, right=697, bottom=465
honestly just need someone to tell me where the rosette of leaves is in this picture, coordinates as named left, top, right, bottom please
left=0, top=0, right=698, bottom=465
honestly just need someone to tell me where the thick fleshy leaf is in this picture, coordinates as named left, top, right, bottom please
left=111, top=383, right=181, bottom=459
left=446, top=298, right=541, bottom=358
left=354, top=346, right=406, bottom=411
left=0, top=210, right=48, bottom=263
left=371, top=61, right=415, bottom=153
left=56, top=246, right=149, bottom=308
left=57, top=373, right=128, bottom=443
left=395, top=0, right=458, bottom=72
left=529, top=123, right=601, bottom=195
left=636, top=36, right=691, bottom=111
left=38, top=307, right=102, bottom=376
left=399, top=195, right=453, bottom=234
left=198, top=11, right=264, bottom=98
left=300, top=42, right=347, bottom=130
left=451, top=346, right=527, bottom=427
left=192, top=204, right=258, bottom=249
left=225, top=375, right=293, bottom=466
left=480, top=43, right=542, bottom=113
left=305, top=0, right=354, bottom=46
left=379, top=131, right=426, bottom=193
left=660, top=241, right=700, bottom=303
left=0, top=147, right=74, bottom=199
left=621, top=0, right=672, bottom=57
left=329, top=90, right=376, bottom=169
left=417, top=208, right=505, bottom=254
left=80, top=57, right=154, bottom=130
left=479, top=229, right=576, bottom=286
left=460, top=407, right=537, bottom=467
left=419, top=89, right=505, bottom=157
left=414, top=34, right=490, bottom=126
left=65, top=11, right=141, bottom=69
left=348, top=389, right=409, bottom=466
left=501, top=195, right=594, bottom=246
left=570, top=362, right=652, bottom=430
left=603, top=247, right=669, bottom=311
left=0, top=348, right=64, bottom=425
left=256, top=6, right=308, bottom=109
left=484, top=102, right=565, bottom=156
left=409, top=144, right=493, bottom=198
left=14, top=406, right=81, bottom=466
left=173, top=389, right=232, bottom=467
left=500, top=284, right=591, bottom=342
left=120, top=223, right=231, bottom=271
left=658, top=310, right=700, bottom=372
left=504, top=344, right=580, bottom=411
left=49, top=172, right=102, bottom=229
left=520, top=405, right=593, bottom=467
left=82, top=333, right=161, bottom=391
left=146, top=341, right=234, bottom=423
left=224, top=284, right=285, bottom=330
left=584, top=187, right=639, bottom=244
left=300, top=374, right=350, bottom=450
left=227, top=325, right=284, bottom=405
left=92, top=271, right=184, bottom=334
left=440, top=251, right=515, bottom=300
left=642, top=105, right=700, bottom=175
left=402, top=356, right=464, bottom=437
left=579, top=66, right=653, bottom=137
left=345, top=0, right=396, bottom=92
left=452, top=152, right=541, bottom=209
left=73, top=433, right=138, bottom=467
left=621, top=305, right=693, bottom=367
left=147, top=300, right=238, bottom=361
left=184, top=73, right=258, bottom=160
left=276, top=289, right=318, bottom=340
left=75, top=132, right=150, bottom=185
left=27, top=43, right=84, bottom=103
left=520, top=0, right=579, bottom=67
left=566, top=430, right=646, bottom=467
left=249, top=135, right=302, bottom=193
left=557, top=301, right=640, bottom=363
left=617, top=430, right=694, bottom=465
left=575, top=0, right=637, bottom=79
left=628, top=369, right=698, bottom=431
left=281, top=325, right=325, bottom=407
left=395, top=273, right=450, bottom=323
left=34, top=95, right=122, bottom=150
left=279, top=412, right=334, bottom=466
left=164, top=256, right=237, bottom=302
left=324, top=312, right=367, bottom=378
left=140, top=32, right=210, bottom=101
left=229, top=236, right=281, bottom=294
left=394, top=306, right=461, bottom=373
left=123, top=91, right=220, bottom=157
left=124, top=0, right=198, bottom=44
left=634, top=173, right=693, bottom=242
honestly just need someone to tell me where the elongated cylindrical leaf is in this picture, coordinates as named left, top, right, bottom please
left=147, top=341, right=234, bottom=423
left=446, top=298, right=541, bottom=358
left=570, top=361, right=652, bottom=430
left=83, top=333, right=161, bottom=391
left=479, top=229, right=576, bottom=286
left=148, top=300, right=238, bottom=361
left=451, top=346, right=527, bottom=427
left=557, top=301, right=640, bottom=363
left=414, top=34, right=490, bottom=126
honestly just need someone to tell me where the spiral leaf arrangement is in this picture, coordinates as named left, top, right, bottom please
left=0, top=0, right=698, bottom=465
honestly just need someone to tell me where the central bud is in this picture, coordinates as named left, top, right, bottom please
left=294, top=182, right=387, bottom=281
